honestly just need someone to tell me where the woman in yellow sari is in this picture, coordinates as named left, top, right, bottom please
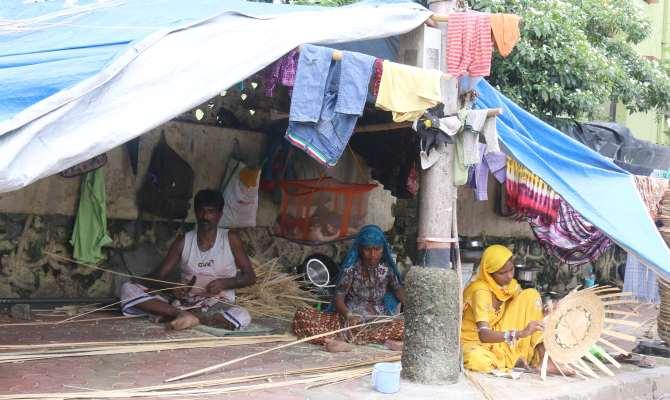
left=461, top=244, right=559, bottom=374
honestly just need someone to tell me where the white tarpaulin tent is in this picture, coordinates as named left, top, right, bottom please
left=0, top=0, right=431, bottom=192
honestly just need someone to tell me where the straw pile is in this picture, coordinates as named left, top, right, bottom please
left=236, top=257, right=323, bottom=320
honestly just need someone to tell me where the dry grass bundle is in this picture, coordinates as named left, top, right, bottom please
left=236, top=257, right=325, bottom=320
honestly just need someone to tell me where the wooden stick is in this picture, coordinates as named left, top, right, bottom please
left=165, top=318, right=394, bottom=382
left=583, top=351, right=614, bottom=377
left=597, top=337, right=629, bottom=355
left=602, top=329, right=637, bottom=342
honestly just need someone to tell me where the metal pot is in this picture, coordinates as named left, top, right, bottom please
left=515, top=267, right=540, bottom=282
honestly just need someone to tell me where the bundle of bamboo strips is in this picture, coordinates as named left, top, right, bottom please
left=235, top=257, right=324, bottom=320
left=0, top=335, right=294, bottom=364
left=0, top=355, right=399, bottom=400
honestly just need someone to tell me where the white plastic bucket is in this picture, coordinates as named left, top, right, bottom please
left=371, top=362, right=401, bottom=394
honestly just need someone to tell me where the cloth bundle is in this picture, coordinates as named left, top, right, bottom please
left=505, top=158, right=561, bottom=224
left=262, top=49, right=299, bottom=97
left=528, top=199, right=613, bottom=265
left=633, top=176, right=668, bottom=221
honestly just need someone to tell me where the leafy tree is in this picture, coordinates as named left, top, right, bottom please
left=474, top=0, right=670, bottom=119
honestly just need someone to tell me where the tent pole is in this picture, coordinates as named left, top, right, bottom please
left=401, top=0, right=461, bottom=385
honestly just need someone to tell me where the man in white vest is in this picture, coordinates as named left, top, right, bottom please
left=119, top=189, right=256, bottom=330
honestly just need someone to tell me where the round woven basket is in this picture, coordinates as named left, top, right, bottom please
left=659, top=277, right=670, bottom=344
left=544, top=291, right=605, bottom=364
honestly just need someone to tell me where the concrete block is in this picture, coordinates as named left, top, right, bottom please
left=402, top=267, right=460, bottom=384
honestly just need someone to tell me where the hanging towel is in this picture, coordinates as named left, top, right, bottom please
left=490, top=14, right=521, bottom=58
left=623, top=254, right=659, bottom=303
left=220, top=162, right=260, bottom=228
left=528, top=199, right=613, bottom=265
left=375, top=60, right=442, bottom=122
left=505, top=158, right=561, bottom=223
left=70, top=168, right=113, bottom=265
left=446, top=12, right=493, bottom=77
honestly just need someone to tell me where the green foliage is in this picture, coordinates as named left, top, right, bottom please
left=474, top=0, right=670, bottom=119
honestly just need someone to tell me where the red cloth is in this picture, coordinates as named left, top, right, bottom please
left=446, top=12, right=493, bottom=77
left=371, top=58, right=383, bottom=97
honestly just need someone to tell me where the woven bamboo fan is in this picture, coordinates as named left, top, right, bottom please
left=541, top=287, right=640, bottom=380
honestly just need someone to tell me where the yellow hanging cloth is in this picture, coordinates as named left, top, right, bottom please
left=375, top=60, right=442, bottom=122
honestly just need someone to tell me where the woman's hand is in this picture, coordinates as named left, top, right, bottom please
left=519, top=320, right=544, bottom=338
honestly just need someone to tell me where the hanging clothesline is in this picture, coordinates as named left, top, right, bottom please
left=354, top=108, right=503, bottom=133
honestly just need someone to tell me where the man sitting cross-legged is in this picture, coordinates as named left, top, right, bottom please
left=120, top=189, right=256, bottom=330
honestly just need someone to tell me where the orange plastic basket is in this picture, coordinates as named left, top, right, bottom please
left=276, top=178, right=377, bottom=243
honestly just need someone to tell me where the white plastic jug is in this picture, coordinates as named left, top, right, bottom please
left=371, top=362, right=401, bottom=394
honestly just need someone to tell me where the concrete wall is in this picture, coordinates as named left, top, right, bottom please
left=457, top=180, right=533, bottom=239
left=618, top=0, right=669, bottom=145
left=0, top=120, right=396, bottom=230
left=0, top=122, right=268, bottom=221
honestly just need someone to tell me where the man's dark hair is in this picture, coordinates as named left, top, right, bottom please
left=194, top=189, right=224, bottom=212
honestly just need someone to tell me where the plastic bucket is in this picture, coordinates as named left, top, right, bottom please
left=371, top=362, right=401, bottom=394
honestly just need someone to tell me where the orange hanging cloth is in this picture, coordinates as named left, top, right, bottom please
left=490, top=14, right=521, bottom=58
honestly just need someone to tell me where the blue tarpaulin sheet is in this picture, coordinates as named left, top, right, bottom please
left=0, top=0, right=430, bottom=191
left=475, top=80, right=670, bottom=278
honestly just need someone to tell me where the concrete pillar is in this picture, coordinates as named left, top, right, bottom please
left=401, top=0, right=461, bottom=385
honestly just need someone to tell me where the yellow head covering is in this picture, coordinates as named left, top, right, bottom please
left=464, top=245, right=520, bottom=304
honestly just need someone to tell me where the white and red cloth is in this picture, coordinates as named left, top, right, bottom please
left=446, top=12, right=493, bottom=78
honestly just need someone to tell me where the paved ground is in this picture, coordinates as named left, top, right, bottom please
left=0, top=303, right=669, bottom=400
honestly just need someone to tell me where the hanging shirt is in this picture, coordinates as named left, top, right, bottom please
left=181, top=228, right=237, bottom=303
left=447, top=12, right=493, bottom=77
left=70, top=168, right=113, bottom=264
left=375, top=60, right=442, bottom=122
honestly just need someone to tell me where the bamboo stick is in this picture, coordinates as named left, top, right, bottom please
left=597, top=292, right=633, bottom=299
left=576, top=359, right=599, bottom=379
left=598, top=350, right=622, bottom=368
left=583, top=351, right=614, bottom=377
left=0, top=356, right=397, bottom=399
left=166, top=318, right=394, bottom=382
left=464, top=371, right=495, bottom=400
left=602, top=300, right=638, bottom=306
left=597, top=337, right=629, bottom=355
left=604, top=318, right=641, bottom=328
left=0, top=315, right=140, bottom=328
left=602, top=329, right=637, bottom=342
left=604, top=309, right=638, bottom=317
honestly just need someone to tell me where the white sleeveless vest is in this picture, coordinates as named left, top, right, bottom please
left=181, top=228, right=236, bottom=301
